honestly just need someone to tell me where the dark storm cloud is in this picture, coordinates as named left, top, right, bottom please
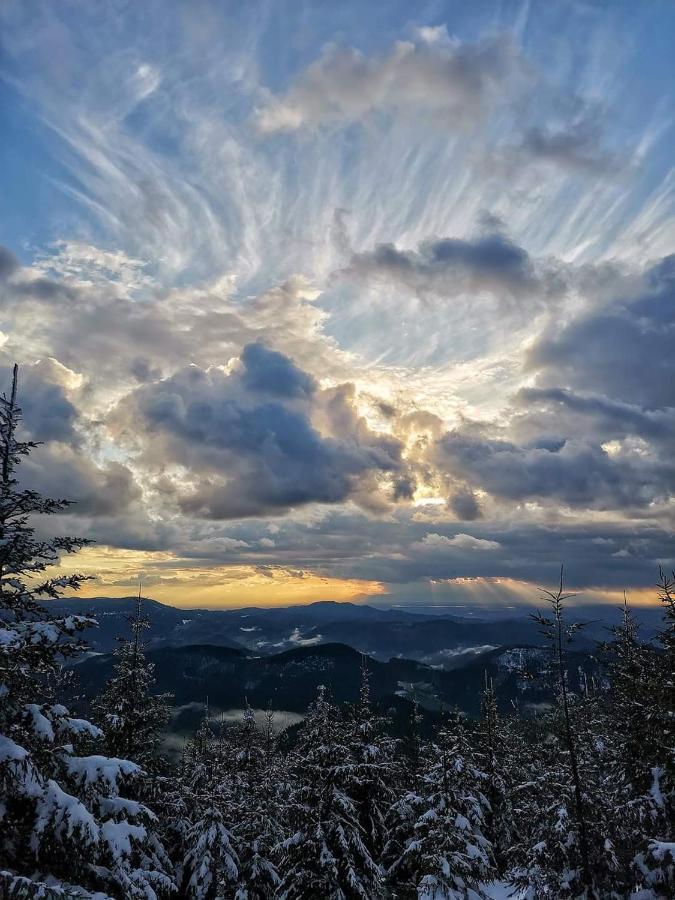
left=22, top=450, right=142, bottom=516
left=0, top=361, right=79, bottom=444
left=528, top=255, right=675, bottom=408
left=116, top=344, right=404, bottom=519
left=343, top=231, right=561, bottom=303
left=240, top=342, right=316, bottom=398
left=433, top=427, right=675, bottom=511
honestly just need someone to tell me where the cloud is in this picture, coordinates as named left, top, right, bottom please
left=342, top=229, right=563, bottom=305
left=448, top=489, right=482, bottom=521
left=112, top=343, right=404, bottom=519
left=240, top=342, right=316, bottom=398
left=514, top=387, right=675, bottom=445
left=21, top=449, right=142, bottom=516
left=426, top=253, right=675, bottom=518
left=0, top=359, right=80, bottom=444
left=2, top=1, right=674, bottom=603
left=519, top=120, right=622, bottom=174
left=256, top=32, right=522, bottom=133
left=0, top=358, right=143, bottom=518
left=499, top=95, right=625, bottom=176
left=0, top=247, right=345, bottom=404
left=434, top=426, right=674, bottom=511
left=421, top=532, right=501, bottom=552
left=0, top=246, right=20, bottom=280
left=528, top=255, right=675, bottom=409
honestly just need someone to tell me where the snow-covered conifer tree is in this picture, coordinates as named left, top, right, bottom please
left=475, top=674, right=517, bottom=873
left=509, top=571, right=629, bottom=897
left=637, top=570, right=675, bottom=894
left=0, top=365, right=174, bottom=898
left=526, top=568, right=593, bottom=894
left=228, top=704, right=284, bottom=900
left=179, top=705, right=240, bottom=899
left=94, top=589, right=170, bottom=769
left=383, top=696, right=426, bottom=897
left=389, top=711, right=495, bottom=900
left=277, top=685, right=385, bottom=899
left=344, top=657, right=398, bottom=863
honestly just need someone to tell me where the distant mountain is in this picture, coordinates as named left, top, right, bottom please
left=48, top=596, right=246, bottom=653
left=49, top=596, right=554, bottom=663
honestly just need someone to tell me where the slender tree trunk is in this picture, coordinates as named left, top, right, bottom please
left=1, top=364, right=18, bottom=485
left=555, top=603, right=592, bottom=893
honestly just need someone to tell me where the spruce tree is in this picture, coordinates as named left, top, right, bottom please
left=232, top=705, right=283, bottom=899
left=93, top=589, right=170, bottom=769
left=508, top=571, right=636, bottom=898
left=277, top=685, right=385, bottom=899
left=344, top=657, right=398, bottom=863
left=626, top=573, right=675, bottom=896
left=528, top=568, right=592, bottom=893
left=475, top=674, right=516, bottom=873
left=383, top=696, right=426, bottom=897
left=600, top=596, right=661, bottom=793
left=389, top=711, right=495, bottom=900
left=180, top=705, right=240, bottom=899
left=0, top=365, right=174, bottom=898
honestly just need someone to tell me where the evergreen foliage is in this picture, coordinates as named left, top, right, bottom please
left=388, top=712, right=495, bottom=900
left=2, top=363, right=674, bottom=898
left=94, top=589, right=171, bottom=768
left=277, top=685, right=385, bottom=899
left=0, top=365, right=174, bottom=898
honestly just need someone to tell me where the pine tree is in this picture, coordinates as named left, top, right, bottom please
left=230, top=705, right=284, bottom=900
left=626, top=573, right=675, bottom=896
left=277, top=685, right=385, bottom=899
left=475, top=674, right=516, bottom=873
left=344, top=657, right=398, bottom=862
left=0, top=365, right=174, bottom=898
left=527, top=568, right=593, bottom=893
left=179, top=705, right=240, bottom=899
left=390, top=711, right=495, bottom=900
left=94, top=588, right=170, bottom=769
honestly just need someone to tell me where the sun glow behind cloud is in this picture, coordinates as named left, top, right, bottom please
left=2, top=0, right=675, bottom=608
left=57, top=547, right=385, bottom=608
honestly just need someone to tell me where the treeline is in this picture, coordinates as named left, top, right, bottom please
left=0, top=370, right=673, bottom=899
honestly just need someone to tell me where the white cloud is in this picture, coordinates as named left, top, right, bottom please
left=421, top=533, right=502, bottom=552
left=256, top=34, right=522, bottom=133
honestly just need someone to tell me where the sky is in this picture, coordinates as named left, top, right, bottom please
left=1, top=0, right=674, bottom=608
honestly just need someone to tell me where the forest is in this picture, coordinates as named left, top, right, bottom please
left=1, top=368, right=673, bottom=899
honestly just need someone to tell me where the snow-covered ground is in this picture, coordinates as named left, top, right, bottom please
left=480, top=883, right=524, bottom=899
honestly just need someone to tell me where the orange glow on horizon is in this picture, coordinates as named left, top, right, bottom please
left=57, top=545, right=386, bottom=608
left=54, top=546, right=665, bottom=610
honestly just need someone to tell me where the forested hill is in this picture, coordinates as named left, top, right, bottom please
left=71, top=639, right=598, bottom=722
